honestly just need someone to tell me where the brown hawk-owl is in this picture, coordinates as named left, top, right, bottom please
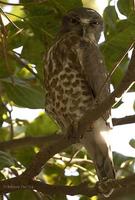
left=44, top=7, right=115, bottom=182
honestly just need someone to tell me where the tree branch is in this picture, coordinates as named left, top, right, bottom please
left=112, top=115, right=135, bottom=126
left=22, top=134, right=74, bottom=178
left=0, top=178, right=97, bottom=197
left=8, top=51, right=43, bottom=83
left=54, top=154, right=93, bottom=165
left=30, top=180, right=97, bottom=197
left=0, top=114, right=134, bottom=151
left=0, top=135, right=60, bottom=150
left=1, top=173, right=135, bottom=198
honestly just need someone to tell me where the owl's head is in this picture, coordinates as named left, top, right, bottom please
left=60, top=7, right=103, bottom=42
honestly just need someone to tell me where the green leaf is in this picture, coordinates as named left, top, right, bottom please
left=20, top=2, right=61, bottom=44
left=21, top=36, right=44, bottom=78
left=10, top=190, right=37, bottom=200
left=0, top=151, right=16, bottom=170
left=20, top=0, right=82, bottom=45
left=0, top=100, right=7, bottom=127
left=103, top=6, right=118, bottom=39
left=0, top=54, right=17, bottom=78
left=117, top=0, right=134, bottom=16
left=0, top=127, right=10, bottom=141
left=101, top=18, right=135, bottom=87
left=102, top=24, right=135, bottom=68
left=113, top=151, right=134, bottom=168
left=7, top=20, right=28, bottom=49
left=13, top=146, right=35, bottom=167
left=129, top=139, right=135, bottom=149
left=43, top=163, right=66, bottom=184
left=80, top=196, right=92, bottom=200
left=8, top=5, right=25, bottom=22
left=0, top=172, right=5, bottom=180
left=1, top=78, right=44, bottom=108
left=26, top=113, right=59, bottom=137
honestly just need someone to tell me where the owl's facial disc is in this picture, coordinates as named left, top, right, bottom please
left=61, top=7, right=103, bottom=42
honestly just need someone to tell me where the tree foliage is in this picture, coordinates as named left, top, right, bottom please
left=0, top=0, right=135, bottom=200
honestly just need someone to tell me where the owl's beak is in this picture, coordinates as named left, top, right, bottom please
left=82, top=24, right=87, bottom=38
left=82, top=24, right=96, bottom=42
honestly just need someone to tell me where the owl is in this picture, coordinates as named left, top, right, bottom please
left=44, top=7, right=115, bottom=184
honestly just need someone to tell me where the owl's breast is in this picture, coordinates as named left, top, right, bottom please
left=44, top=38, right=94, bottom=128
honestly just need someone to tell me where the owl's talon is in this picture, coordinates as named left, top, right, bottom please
left=96, top=178, right=115, bottom=197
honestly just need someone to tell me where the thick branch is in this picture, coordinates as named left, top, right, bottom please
left=0, top=178, right=97, bottom=196
left=106, top=174, right=135, bottom=199
left=30, top=181, right=97, bottom=197
left=0, top=114, right=134, bottom=151
left=1, top=174, right=135, bottom=198
left=0, top=135, right=60, bottom=150
left=29, top=175, right=135, bottom=198
left=112, top=115, right=135, bottom=126
left=22, top=134, right=73, bottom=178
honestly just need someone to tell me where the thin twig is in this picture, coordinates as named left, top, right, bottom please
left=0, top=14, right=14, bottom=84
left=8, top=51, right=43, bottom=84
left=0, top=8, right=20, bottom=30
left=62, top=149, right=82, bottom=172
left=54, top=155, right=93, bottom=165
left=7, top=105, right=14, bottom=140
left=4, top=11, right=25, bottom=20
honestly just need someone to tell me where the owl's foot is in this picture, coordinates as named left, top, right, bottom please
left=96, top=178, right=115, bottom=198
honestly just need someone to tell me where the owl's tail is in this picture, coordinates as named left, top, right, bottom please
left=81, top=117, right=115, bottom=181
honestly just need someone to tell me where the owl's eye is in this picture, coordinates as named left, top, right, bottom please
left=90, top=21, right=99, bottom=25
left=70, top=17, right=80, bottom=24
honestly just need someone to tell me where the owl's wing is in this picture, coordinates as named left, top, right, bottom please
left=76, top=40, right=111, bottom=124
left=76, top=41, right=115, bottom=185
